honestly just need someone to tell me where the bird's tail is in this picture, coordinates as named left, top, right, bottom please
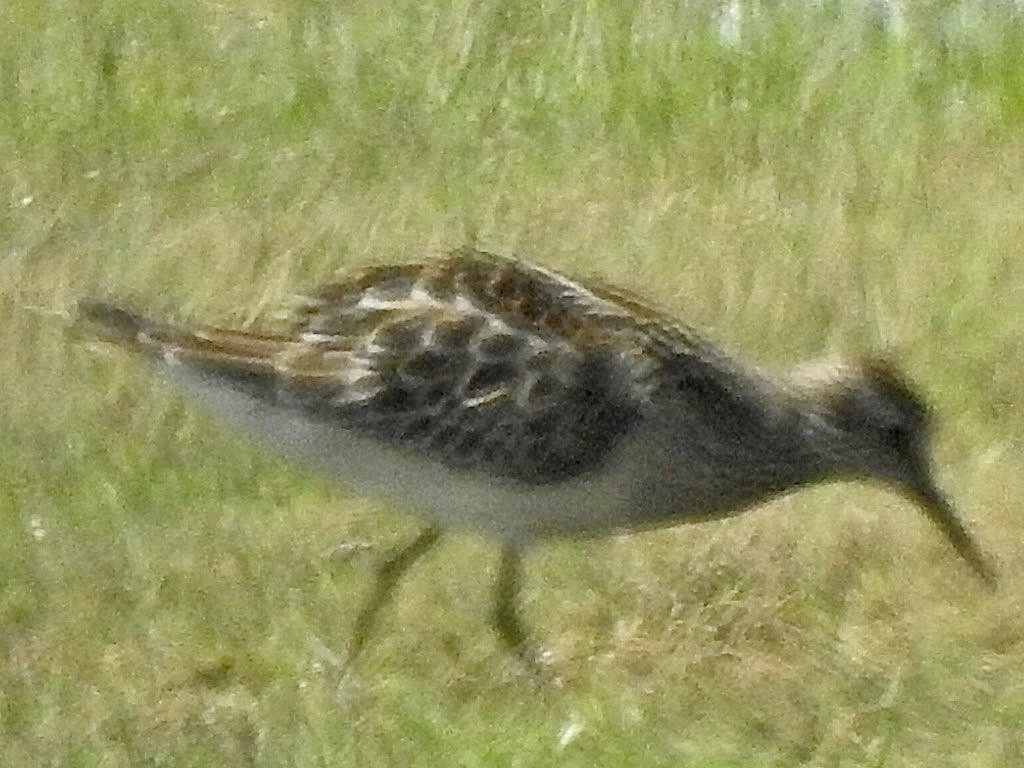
left=77, top=298, right=300, bottom=374
left=76, top=299, right=186, bottom=353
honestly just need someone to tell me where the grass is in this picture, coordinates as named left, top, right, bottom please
left=3, top=0, right=1023, bottom=765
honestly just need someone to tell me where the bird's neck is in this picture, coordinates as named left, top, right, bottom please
left=643, top=378, right=835, bottom=518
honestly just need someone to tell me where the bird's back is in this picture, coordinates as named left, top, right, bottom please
left=81, top=250, right=755, bottom=488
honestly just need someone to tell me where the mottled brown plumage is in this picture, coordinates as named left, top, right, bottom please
left=78, top=247, right=994, bottom=668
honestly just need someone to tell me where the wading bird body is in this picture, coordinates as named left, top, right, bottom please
left=80, top=248, right=993, bottom=664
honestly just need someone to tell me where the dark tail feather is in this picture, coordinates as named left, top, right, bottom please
left=78, top=300, right=145, bottom=337
left=76, top=299, right=177, bottom=349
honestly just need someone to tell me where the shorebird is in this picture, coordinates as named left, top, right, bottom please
left=79, top=247, right=994, bottom=667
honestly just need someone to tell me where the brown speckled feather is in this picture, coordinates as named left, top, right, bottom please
left=85, top=250, right=737, bottom=483
left=280, top=249, right=666, bottom=481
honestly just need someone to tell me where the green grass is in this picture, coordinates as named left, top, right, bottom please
left=3, top=1, right=1023, bottom=765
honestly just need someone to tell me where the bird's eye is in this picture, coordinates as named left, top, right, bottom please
left=880, top=421, right=911, bottom=450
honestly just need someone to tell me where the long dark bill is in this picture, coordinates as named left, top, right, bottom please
left=912, top=485, right=996, bottom=588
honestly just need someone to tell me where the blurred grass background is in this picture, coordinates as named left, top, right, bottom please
left=3, top=1, right=1023, bottom=765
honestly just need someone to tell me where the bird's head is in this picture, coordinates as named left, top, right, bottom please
left=795, top=358, right=995, bottom=586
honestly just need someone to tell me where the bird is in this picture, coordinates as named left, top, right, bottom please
left=78, top=246, right=995, bottom=669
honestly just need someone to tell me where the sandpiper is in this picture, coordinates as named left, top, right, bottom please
left=79, top=247, right=995, bottom=666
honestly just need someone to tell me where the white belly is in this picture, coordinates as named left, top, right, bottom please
left=161, top=364, right=671, bottom=545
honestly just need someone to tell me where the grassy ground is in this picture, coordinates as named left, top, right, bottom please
left=3, top=1, right=1023, bottom=765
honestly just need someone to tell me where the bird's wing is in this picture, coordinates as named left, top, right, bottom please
left=79, top=250, right=657, bottom=483
left=281, top=250, right=647, bottom=483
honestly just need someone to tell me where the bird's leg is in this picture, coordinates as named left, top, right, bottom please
left=348, top=526, right=442, bottom=663
left=493, top=546, right=528, bottom=650
left=492, top=545, right=552, bottom=678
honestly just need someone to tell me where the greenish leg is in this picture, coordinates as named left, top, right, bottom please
left=493, top=546, right=529, bottom=651
left=493, top=546, right=552, bottom=679
left=348, top=526, right=442, bottom=662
